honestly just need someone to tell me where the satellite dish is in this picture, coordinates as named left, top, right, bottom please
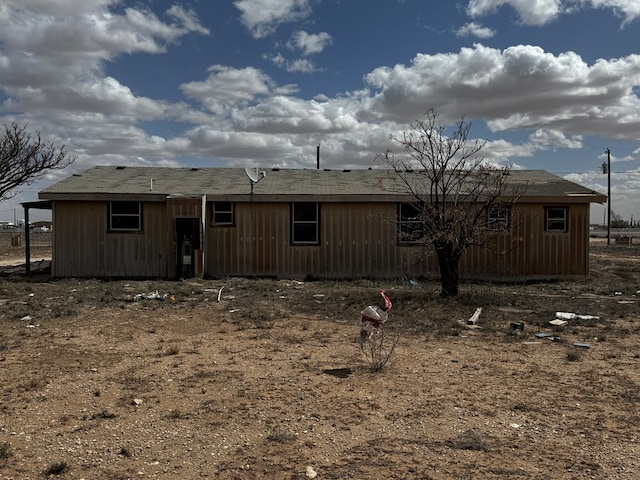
left=244, top=166, right=265, bottom=193
left=244, top=166, right=259, bottom=183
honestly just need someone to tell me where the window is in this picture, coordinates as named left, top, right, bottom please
left=212, top=202, right=234, bottom=225
left=398, top=202, right=425, bottom=243
left=546, top=207, right=568, bottom=232
left=487, top=206, right=511, bottom=231
left=292, top=203, right=320, bottom=245
left=109, top=201, right=142, bottom=231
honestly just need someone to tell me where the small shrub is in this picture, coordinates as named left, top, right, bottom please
left=0, top=442, right=11, bottom=460
left=118, top=446, right=132, bottom=458
left=165, top=344, right=180, bottom=356
left=361, top=328, right=400, bottom=373
left=266, top=430, right=295, bottom=443
left=166, top=409, right=188, bottom=420
left=451, top=429, right=490, bottom=451
left=91, top=409, right=116, bottom=420
left=44, top=460, right=69, bottom=476
left=566, top=349, right=582, bottom=362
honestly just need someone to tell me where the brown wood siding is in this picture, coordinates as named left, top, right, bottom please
left=206, top=201, right=591, bottom=279
left=461, top=203, right=590, bottom=278
left=206, top=202, right=440, bottom=278
left=51, top=201, right=166, bottom=277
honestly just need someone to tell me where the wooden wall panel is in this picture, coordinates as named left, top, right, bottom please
left=52, top=201, right=166, bottom=278
left=51, top=198, right=591, bottom=280
left=206, top=201, right=592, bottom=280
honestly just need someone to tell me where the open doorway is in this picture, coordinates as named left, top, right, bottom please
left=175, top=217, right=200, bottom=278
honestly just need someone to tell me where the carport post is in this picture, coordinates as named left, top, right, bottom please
left=24, top=205, right=31, bottom=275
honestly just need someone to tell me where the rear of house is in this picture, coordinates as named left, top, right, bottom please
left=37, top=166, right=606, bottom=280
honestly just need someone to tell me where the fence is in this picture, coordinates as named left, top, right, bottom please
left=0, top=230, right=52, bottom=248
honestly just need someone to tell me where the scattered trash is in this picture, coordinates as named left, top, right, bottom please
left=554, top=312, right=600, bottom=323
left=217, top=285, right=225, bottom=302
left=20, top=315, right=31, bottom=322
left=466, top=307, right=482, bottom=326
left=573, top=343, right=591, bottom=348
left=510, top=321, right=525, bottom=333
left=409, top=279, right=419, bottom=287
left=306, top=466, right=318, bottom=479
left=132, top=398, right=143, bottom=406
left=457, top=307, right=482, bottom=329
left=522, top=341, right=542, bottom=345
left=124, top=291, right=173, bottom=302
left=549, top=319, right=568, bottom=326
left=356, top=290, right=392, bottom=347
left=535, top=333, right=552, bottom=338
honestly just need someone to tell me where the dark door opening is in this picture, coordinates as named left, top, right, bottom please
left=176, top=217, right=200, bottom=278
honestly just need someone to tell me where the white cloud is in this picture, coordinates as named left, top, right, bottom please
left=585, top=0, right=640, bottom=24
left=466, top=0, right=562, bottom=26
left=362, top=44, right=640, bottom=139
left=528, top=129, right=583, bottom=149
left=288, top=31, right=333, bottom=55
left=180, top=66, right=299, bottom=114
left=455, top=22, right=496, bottom=38
left=234, top=0, right=312, bottom=38
left=466, top=0, right=640, bottom=26
left=263, top=53, right=320, bottom=73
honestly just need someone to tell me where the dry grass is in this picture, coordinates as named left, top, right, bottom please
left=1, top=241, right=640, bottom=479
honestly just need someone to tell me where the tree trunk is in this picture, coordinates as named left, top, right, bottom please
left=435, top=241, right=461, bottom=297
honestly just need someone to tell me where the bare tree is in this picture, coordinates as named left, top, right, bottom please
left=0, top=123, right=75, bottom=201
left=379, top=109, right=523, bottom=297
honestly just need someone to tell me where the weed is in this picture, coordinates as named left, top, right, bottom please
left=165, top=344, right=180, bottom=356
left=566, top=349, right=583, bottom=362
left=450, top=429, right=490, bottom=451
left=0, top=442, right=11, bottom=460
left=167, top=409, right=188, bottom=420
left=44, top=460, right=69, bottom=476
left=118, top=446, right=132, bottom=458
left=266, top=430, right=295, bottom=443
left=91, top=409, right=116, bottom=420
left=361, top=328, right=400, bottom=373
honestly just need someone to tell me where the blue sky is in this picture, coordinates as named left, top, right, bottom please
left=1, top=0, right=640, bottom=224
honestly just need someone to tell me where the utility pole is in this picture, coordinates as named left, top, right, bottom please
left=602, top=149, right=611, bottom=245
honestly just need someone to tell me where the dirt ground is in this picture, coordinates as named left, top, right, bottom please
left=1, top=240, right=640, bottom=479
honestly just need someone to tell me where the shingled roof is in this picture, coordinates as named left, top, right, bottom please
left=39, top=166, right=606, bottom=203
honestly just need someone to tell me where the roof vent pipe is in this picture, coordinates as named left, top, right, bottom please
left=316, top=144, right=320, bottom=170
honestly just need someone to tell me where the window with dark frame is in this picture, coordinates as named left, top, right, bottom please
left=292, top=202, right=320, bottom=245
left=487, top=206, right=511, bottom=232
left=546, top=207, right=568, bottom=232
left=398, top=202, right=425, bottom=244
left=109, top=201, right=142, bottom=231
left=212, top=202, right=234, bottom=226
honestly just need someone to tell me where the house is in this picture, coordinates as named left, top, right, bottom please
left=35, top=166, right=606, bottom=280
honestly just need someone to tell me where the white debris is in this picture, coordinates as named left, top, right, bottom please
left=549, top=319, right=568, bottom=326
left=306, top=466, right=318, bottom=478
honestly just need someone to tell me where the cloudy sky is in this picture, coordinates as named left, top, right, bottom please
left=1, top=0, right=640, bottom=224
